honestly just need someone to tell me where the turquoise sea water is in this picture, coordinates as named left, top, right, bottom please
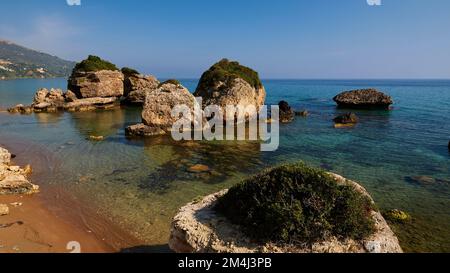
left=0, top=78, right=449, bottom=252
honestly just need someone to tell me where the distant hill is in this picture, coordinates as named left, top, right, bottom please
left=0, top=40, right=75, bottom=80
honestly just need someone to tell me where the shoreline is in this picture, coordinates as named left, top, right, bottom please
left=0, top=138, right=144, bottom=253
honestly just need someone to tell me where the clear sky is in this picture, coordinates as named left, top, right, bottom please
left=1, top=0, right=449, bottom=79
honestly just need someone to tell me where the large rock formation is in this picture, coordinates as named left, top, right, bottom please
left=126, top=81, right=203, bottom=136
left=0, top=147, right=39, bottom=195
left=194, top=59, right=266, bottom=121
left=67, top=55, right=124, bottom=99
left=169, top=165, right=402, bottom=253
left=68, top=70, right=124, bottom=99
left=123, top=71, right=159, bottom=105
left=333, top=89, right=393, bottom=109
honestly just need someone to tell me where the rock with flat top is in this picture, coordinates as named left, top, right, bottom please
left=333, top=89, right=393, bottom=109
left=68, top=70, right=125, bottom=99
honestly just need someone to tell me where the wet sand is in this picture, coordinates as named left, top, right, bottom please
left=0, top=138, right=145, bottom=253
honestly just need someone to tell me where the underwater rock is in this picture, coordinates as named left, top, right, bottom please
left=88, top=135, right=105, bottom=141
left=405, top=176, right=436, bottom=186
left=194, top=59, right=266, bottom=121
left=295, top=110, right=309, bottom=117
left=333, top=89, right=393, bottom=109
left=333, top=113, right=359, bottom=128
left=125, top=123, right=167, bottom=137
left=187, top=164, right=210, bottom=173
left=384, top=209, right=411, bottom=223
left=278, top=101, right=295, bottom=123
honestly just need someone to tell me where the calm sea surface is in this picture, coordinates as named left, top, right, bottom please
left=0, top=78, right=449, bottom=252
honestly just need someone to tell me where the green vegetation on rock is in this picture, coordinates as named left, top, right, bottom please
left=215, top=162, right=376, bottom=243
left=121, top=67, right=140, bottom=76
left=197, top=58, right=263, bottom=90
left=74, top=55, right=118, bottom=72
left=159, top=79, right=181, bottom=87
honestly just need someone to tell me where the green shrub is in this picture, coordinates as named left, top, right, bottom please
left=74, top=55, right=118, bottom=72
left=215, top=162, right=376, bottom=244
left=121, top=67, right=140, bottom=76
left=159, top=79, right=181, bottom=87
left=196, top=59, right=263, bottom=91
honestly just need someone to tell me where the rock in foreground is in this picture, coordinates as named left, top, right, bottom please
left=0, top=147, right=39, bottom=195
left=333, top=89, right=393, bottom=109
left=169, top=164, right=402, bottom=253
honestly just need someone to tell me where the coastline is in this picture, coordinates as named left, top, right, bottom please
left=0, top=137, right=144, bottom=253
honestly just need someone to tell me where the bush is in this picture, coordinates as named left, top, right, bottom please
left=74, top=55, right=118, bottom=72
left=196, top=59, right=263, bottom=91
left=121, top=67, right=140, bottom=76
left=159, top=79, right=181, bottom=87
left=215, top=162, right=376, bottom=244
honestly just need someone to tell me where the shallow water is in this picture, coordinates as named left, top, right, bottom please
left=0, top=78, right=449, bottom=252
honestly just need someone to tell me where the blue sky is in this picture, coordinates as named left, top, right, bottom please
left=1, top=0, right=449, bottom=79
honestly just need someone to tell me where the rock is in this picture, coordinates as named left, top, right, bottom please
left=88, top=135, right=104, bottom=141
left=125, top=123, right=166, bottom=137
left=187, top=164, right=210, bottom=173
left=295, top=110, right=309, bottom=117
left=405, top=176, right=435, bottom=186
left=193, top=59, right=266, bottom=121
left=33, top=88, right=65, bottom=107
left=64, top=90, right=78, bottom=102
left=7, top=104, right=33, bottom=114
left=0, top=174, right=39, bottom=195
left=333, top=89, right=393, bottom=109
left=0, top=147, right=11, bottom=165
left=384, top=209, right=411, bottom=223
left=123, top=74, right=159, bottom=104
left=64, top=97, right=118, bottom=112
left=0, top=147, right=39, bottom=195
left=334, top=113, right=359, bottom=128
left=169, top=172, right=403, bottom=254
left=278, top=101, right=295, bottom=123
left=0, top=204, right=8, bottom=216
left=141, top=81, right=203, bottom=133
left=9, top=202, right=23, bottom=207
left=68, top=70, right=124, bottom=99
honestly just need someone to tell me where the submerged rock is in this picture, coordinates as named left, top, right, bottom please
left=278, top=101, right=295, bottom=123
left=334, top=113, right=358, bottom=128
left=169, top=164, right=402, bottom=253
left=384, top=209, right=411, bottom=223
left=187, top=164, right=210, bottom=173
left=333, top=89, right=393, bottom=109
left=125, top=123, right=166, bottom=137
left=194, top=59, right=266, bottom=121
left=295, top=110, right=309, bottom=117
